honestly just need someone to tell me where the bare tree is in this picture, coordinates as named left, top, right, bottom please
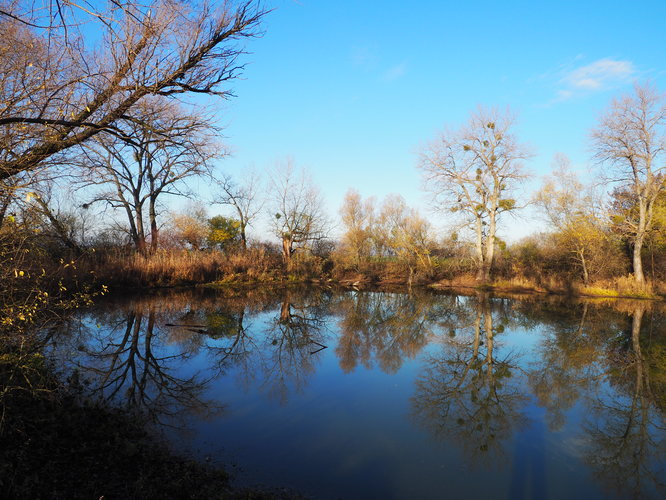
left=534, top=154, right=607, bottom=284
left=0, top=0, right=266, bottom=181
left=213, top=170, right=262, bottom=250
left=169, top=203, right=210, bottom=251
left=338, top=189, right=375, bottom=270
left=591, top=83, right=666, bottom=287
left=374, top=194, right=434, bottom=284
left=268, top=161, right=329, bottom=267
left=78, top=98, right=221, bottom=254
left=419, top=107, right=531, bottom=281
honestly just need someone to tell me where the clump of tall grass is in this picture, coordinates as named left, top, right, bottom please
left=91, top=247, right=282, bottom=288
left=491, top=276, right=546, bottom=293
left=432, top=274, right=479, bottom=289
left=577, top=285, right=621, bottom=298
left=578, top=275, right=656, bottom=299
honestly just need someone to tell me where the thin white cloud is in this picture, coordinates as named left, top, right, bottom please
left=555, top=58, right=636, bottom=101
left=382, top=62, right=407, bottom=82
left=564, top=58, right=635, bottom=90
left=556, top=89, right=573, bottom=101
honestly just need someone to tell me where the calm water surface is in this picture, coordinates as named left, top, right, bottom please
left=47, top=287, right=666, bottom=499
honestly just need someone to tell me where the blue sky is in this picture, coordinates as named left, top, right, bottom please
left=207, top=0, right=666, bottom=241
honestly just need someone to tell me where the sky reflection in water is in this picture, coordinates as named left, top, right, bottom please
left=49, top=287, right=666, bottom=499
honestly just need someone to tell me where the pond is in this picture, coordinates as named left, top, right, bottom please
left=45, top=286, right=666, bottom=499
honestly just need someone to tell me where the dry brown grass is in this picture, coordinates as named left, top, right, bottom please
left=576, top=275, right=657, bottom=299
left=432, top=274, right=479, bottom=289
left=89, top=247, right=282, bottom=288
left=491, top=276, right=549, bottom=293
left=71, top=245, right=666, bottom=302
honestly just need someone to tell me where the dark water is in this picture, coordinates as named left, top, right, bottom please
left=46, top=287, right=666, bottom=499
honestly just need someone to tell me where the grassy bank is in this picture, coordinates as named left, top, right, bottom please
left=71, top=248, right=664, bottom=301
left=83, top=247, right=283, bottom=287
left=7, top=241, right=664, bottom=302
left=430, top=274, right=664, bottom=300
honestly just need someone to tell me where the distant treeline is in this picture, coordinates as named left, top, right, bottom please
left=1, top=0, right=666, bottom=337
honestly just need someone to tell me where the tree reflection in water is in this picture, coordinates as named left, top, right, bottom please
left=254, top=290, right=331, bottom=404
left=527, top=302, right=610, bottom=431
left=518, top=297, right=666, bottom=498
left=411, top=294, right=527, bottom=464
left=70, top=304, right=221, bottom=426
left=583, top=302, right=666, bottom=498
left=71, top=289, right=332, bottom=414
left=48, top=287, right=666, bottom=497
left=152, top=287, right=333, bottom=405
left=334, top=290, right=439, bottom=374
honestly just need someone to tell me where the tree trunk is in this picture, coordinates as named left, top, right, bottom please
left=282, top=236, right=293, bottom=268
left=474, top=216, right=485, bottom=281
left=633, top=195, right=647, bottom=286
left=133, top=192, right=147, bottom=254
left=135, top=212, right=147, bottom=255
left=149, top=196, right=158, bottom=254
left=117, top=189, right=139, bottom=252
left=633, top=233, right=645, bottom=286
left=240, top=224, right=247, bottom=252
left=239, top=220, right=247, bottom=251
left=578, top=247, right=589, bottom=285
left=483, top=210, right=497, bottom=283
